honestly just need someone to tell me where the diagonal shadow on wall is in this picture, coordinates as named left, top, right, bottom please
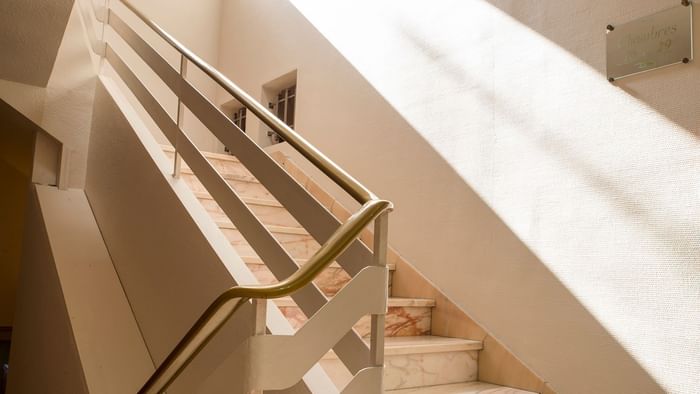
left=485, top=0, right=700, bottom=137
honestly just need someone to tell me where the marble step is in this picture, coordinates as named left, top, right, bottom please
left=321, top=336, right=482, bottom=391
left=196, top=191, right=302, bottom=228
left=220, top=222, right=320, bottom=260
left=163, top=145, right=251, bottom=179
left=241, top=255, right=394, bottom=296
left=386, top=381, right=537, bottom=393
left=179, top=169, right=275, bottom=201
left=163, top=146, right=279, bottom=201
left=275, top=297, right=433, bottom=338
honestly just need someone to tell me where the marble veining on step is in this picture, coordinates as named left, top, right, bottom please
left=384, top=350, right=478, bottom=390
left=387, top=381, right=537, bottom=393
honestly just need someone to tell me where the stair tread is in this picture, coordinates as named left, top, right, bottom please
left=274, top=296, right=434, bottom=308
left=180, top=167, right=258, bottom=183
left=324, top=336, right=482, bottom=360
left=195, top=191, right=281, bottom=207
left=240, top=255, right=396, bottom=271
left=382, top=336, right=482, bottom=354
left=216, top=220, right=308, bottom=235
left=242, top=255, right=396, bottom=271
left=162, top=145, right=241, bottom=163
left=386, top=381, right=536, bottom=393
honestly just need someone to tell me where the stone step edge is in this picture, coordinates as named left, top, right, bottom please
left=180, top=167, right=258, bottom=184
left=195, top=191, right=281, bottom=208
left=274, top=296, right=434, bottom=308
left=162, top=145, right=241, bottom=164
left=385, top=382, right=537, bottom=393
left=323, top=336, right=482, bottom=359
left=216, top=220, right=308, bottom=235
left=240, top=255, right=396, bottom=271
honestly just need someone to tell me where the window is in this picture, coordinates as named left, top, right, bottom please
left=225, top=107, right=246, bottom=154
left=268, top=85, right=296, bottom=144
left=276, top=86, right=295, bottom=128
left=232, top=107, right=247, bottom=132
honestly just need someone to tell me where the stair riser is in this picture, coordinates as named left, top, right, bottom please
left=247, top=263, right=393, bottom=296
left=248, top=264, right=351, bottom=296
left=278, top=305, right=430, bottom=338
left=384, top=350, right=478, bottom=390
left=181, top=173, right=275, bottom=201
left=198, top=197, right=301, bottom=228
left=164, top=150, right=255, bottom=179
left=320, top=350, right=478, bottom=391
left=201, top=157, right=254, bottom=180
left=222, top=228, right=319, bottom=260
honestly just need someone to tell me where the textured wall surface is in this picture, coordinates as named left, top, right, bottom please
left=0, top=0, right=74, bottom=86
left=0, top=3, right=97, bottom=189
left=0, top=0, right=225, bottom=188
left=217, top=1, right=700, bottom=392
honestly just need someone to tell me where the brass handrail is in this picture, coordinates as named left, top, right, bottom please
left=102, top=1, right=392, bottom=392
left=138, top=199, right=392, bottom=394
left=118, top=0, right=376, bottom=204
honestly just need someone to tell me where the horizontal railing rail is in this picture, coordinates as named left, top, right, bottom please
left=118, top=0, right=376, bottom=204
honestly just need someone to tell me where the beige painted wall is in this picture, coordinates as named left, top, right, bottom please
left=0, top=0, right=225, bottom=189
left=0, top=103, right=35, bottom=327
left=216, top=1, right=700, bottom=393
left=7, top=189, right=88, bottom=394
left=0, top=2, right=97, bottom=189
left=0, top=0, right=73, bottom=87
left=7, top=186, right=152, bottom=394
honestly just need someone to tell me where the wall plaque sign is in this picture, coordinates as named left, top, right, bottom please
left=606, top=3, right=693, bottom=81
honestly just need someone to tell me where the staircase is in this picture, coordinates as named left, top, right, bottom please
left=164, top=146, right=534, bottom=394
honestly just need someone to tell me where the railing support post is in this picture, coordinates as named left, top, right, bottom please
left=174, top=54, right=188, bottom=177
left=249, top=298, right=267, bottom=394
left=97, top=0, right=110, bottom=62
left=369, top=211, right=388, bottom=385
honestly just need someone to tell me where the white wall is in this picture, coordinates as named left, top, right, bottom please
left=0, top=0, right=74, bottom=87
left=216, top=1, right=700, bottom=393
left=0, top=2, right=97, bottom=189
left=107, top=0, right=225, bottom=153
left=0, top=0, right=226, bottom=189
left=7, top=186, right=152, bottom=394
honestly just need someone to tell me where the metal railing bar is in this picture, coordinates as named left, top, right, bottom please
left=108, top=12, right=181, bottom=94
left=105, top=45, right=178, bottom=144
